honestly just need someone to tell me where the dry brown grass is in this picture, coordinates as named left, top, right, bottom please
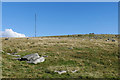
left=1, top=35, right=119, bottom=78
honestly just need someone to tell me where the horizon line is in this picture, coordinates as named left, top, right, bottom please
left=1, top=33, right=119, bottom=38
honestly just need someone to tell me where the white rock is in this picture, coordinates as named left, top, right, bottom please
left=22, top=53, right=40, bottom=61
left=71, top=70, right=78, bottom=73
left=0, top=50, right=4, bottom=53
left=39, top=57, right=45, bottom=62
left=7, top=53, right=11, bottom=55
left=12, top=58, right=21, bottom=60
left=54, top=70, right=67, bottom=74
left=12, top=55, right=21, bottom=57
left=27, top=57, right=45, bottom=64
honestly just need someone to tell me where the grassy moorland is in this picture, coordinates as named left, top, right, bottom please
left=1, top=34, right=119, bottom=78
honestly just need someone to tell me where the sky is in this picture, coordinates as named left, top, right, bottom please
left=2, top=2, right=118, bottom=37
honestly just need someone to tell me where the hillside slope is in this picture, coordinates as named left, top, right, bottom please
left=2, top=34, right=119, bottom=78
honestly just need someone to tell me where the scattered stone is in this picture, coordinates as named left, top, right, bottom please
left=68, top=47, right=73, bottom=49
left=54, top=70, right=67, bottom=74
left=12, top=55, right=21, bottom=57
left=95, top=37, right=97, bottom=39
left=112, top=39, right=115, bottom=42
left=12, top=58, right=21, bottom=60
left=0, top=50, right=4, bottom=53
left=42, top=55, right=48, bottom=57
left=11, top=53, right=18, bottom=55
left=71, top=70, right=78, bottom=73
left=6, top=52, right=18, bottom=55
left=90, top=39, right=93, bottom=41
left=5, top=38, right=9, bottom=40
left=6, top=53, right=11, bottom=55
left=105, top=40, right=109, bottom=41
left=107, top=38, right=111, bottom=40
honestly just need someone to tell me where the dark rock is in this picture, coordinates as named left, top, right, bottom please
left=89, top=33, right=94, bottom=34
left=5, top=38, right=9, bottom=40
left=42, top=55, right=48, bottom=57
left=68, top=47, right=73, bottom=49
left=112, top=39, right=115, bottom=42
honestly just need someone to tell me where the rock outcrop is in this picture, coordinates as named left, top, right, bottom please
left=20, top=53, right=45, bottom=64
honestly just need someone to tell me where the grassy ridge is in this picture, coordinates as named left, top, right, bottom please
left=2, top=34, right=119, bottom=78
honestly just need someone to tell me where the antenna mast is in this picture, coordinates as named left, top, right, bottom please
left=35, top=13, right=36, bottom=37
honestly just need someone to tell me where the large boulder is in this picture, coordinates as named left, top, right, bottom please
left=20, top=53, right=45, bottom=64
left=21, top=53, right=40, bottom=61
left=27, top=57, right=45, bottom=64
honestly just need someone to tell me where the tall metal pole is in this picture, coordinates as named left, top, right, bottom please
left=35, top=13, right=36, bottom=37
